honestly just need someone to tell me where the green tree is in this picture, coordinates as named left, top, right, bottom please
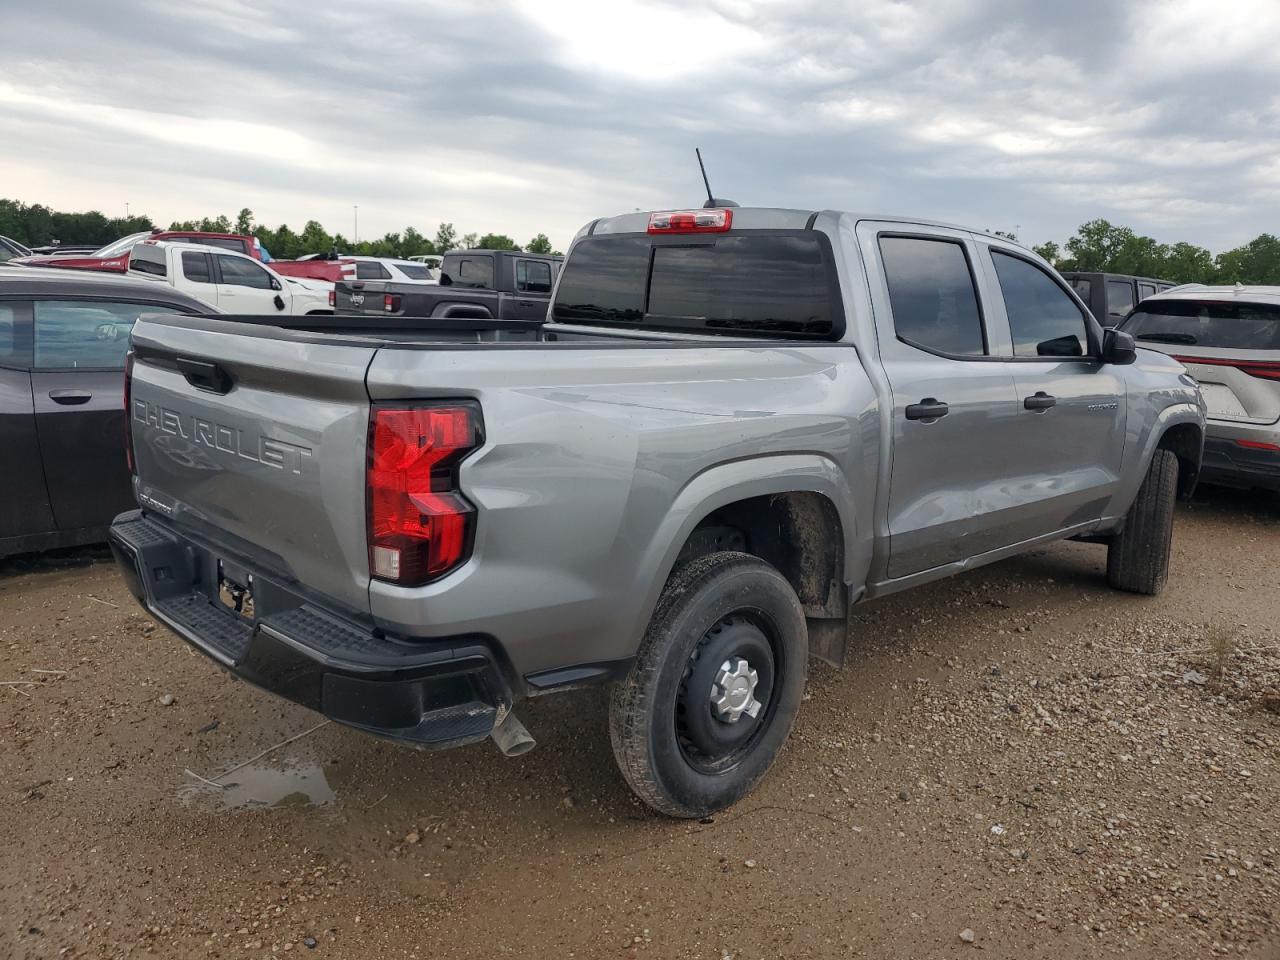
left=459, top=232, right=479, bottom=250
left=1064, top=219, right=1135, bottom=272
left=299, top=219, right=334, bottom=254
left=1163, top=241, right=1215, bottom=284
left=1213, top=234, right=1280, bottom=285
left=475, top=233, right=520, bottom=251
left=525, top=233, right=553, bottom=254
left=235, top=208, right=255, bottom=235
left=401, top=226, right=433, bottom=258
left=434, top=222, right=457, bottom=252
left=1032, top=241, right=1060, bottom=266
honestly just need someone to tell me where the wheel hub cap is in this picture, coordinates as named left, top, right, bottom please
left=710, top=656, right=762, bottom=723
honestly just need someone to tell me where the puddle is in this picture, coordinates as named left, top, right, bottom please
left=179, top=762, right=336, bottom=810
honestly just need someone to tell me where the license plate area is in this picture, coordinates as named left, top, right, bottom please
left=1199, top=382, right=1249, bottom=419
left=216, top=558, right=257, bottom=622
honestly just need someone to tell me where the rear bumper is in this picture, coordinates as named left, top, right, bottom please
left=109, top=510, right=514, bottom=749
left=1200, top=435, right=1280, bottom=492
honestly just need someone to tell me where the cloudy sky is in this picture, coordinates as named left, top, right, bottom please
left=5, top=0, right=1279, bottom=252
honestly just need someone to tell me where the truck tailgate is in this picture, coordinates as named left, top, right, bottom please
left=128, top=316, right=375, bottom=617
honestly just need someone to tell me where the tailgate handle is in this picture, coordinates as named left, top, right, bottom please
left=176, top=357, right=232, bottom=395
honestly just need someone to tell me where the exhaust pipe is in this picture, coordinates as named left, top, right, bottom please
left=490, top=709, right=536, bottom=757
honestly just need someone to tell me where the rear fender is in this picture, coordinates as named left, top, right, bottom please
left=630, top=454, right=859, bottom=650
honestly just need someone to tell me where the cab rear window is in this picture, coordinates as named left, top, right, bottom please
left=1122, top=300, right=1280, bottom=350
left=552, top=232, right=843, bottom=339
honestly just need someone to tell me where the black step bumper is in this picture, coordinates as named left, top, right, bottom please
left=109, top=510, right=512, bottom=750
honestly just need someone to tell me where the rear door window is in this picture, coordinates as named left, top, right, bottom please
left=1121, top=300, right=1280, bottom=349
left=1138, top=282, right=1156, bottom=301
left=878, top=236, right=985, bottom=356
left=991, top=251, right=1089, bottom=357
left=1069, top=277, right=1092, bottom=301
left=182, top=251, right=212, bottom=283
left=34, top=300, right=163, bottom=369
left=515, top=259, right=553, bottom=293
left=216, top=255, right=273, bottom=289
left=1107, top=280, right=1135, bottom=320
left=552, top=233, right=842, bottom=338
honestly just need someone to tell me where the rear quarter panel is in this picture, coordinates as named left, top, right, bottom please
left=365, top=343, right=879, bottom=676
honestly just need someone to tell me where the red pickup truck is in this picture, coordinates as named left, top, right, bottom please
left=14, top=229, right=267, bottom=273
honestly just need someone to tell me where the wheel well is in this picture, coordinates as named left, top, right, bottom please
left=1157, top=423, right=1202, bottom=499
left=674, top=492, right=848, bottom=664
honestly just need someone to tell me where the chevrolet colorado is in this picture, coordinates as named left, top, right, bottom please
left=109, top=206, right=1205, bottom=817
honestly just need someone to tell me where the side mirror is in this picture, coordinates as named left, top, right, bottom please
left=269, top=276, right=282, bottom=291
left=1102, top=328, right=1137, bottom=365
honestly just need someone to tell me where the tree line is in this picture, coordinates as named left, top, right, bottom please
left=3, top=197, right=1274, bottom=281
left=1030, top=219, right=1280, bottom=285
left=0, top=199, right=560, bottom=259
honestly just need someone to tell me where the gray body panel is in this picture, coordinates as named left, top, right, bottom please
left=121, top=210, right=1204, bottom=686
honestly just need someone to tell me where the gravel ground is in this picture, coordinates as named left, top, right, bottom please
left=1, top=485, right=1277, bottom=960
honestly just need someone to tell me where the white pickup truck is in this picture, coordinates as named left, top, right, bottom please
left=127, top=240, right=332, bottom=316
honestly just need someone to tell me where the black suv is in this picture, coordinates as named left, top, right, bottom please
left=1061, top=272, right=1179, bottom=327
left=0, top=267, right=211, bottom=558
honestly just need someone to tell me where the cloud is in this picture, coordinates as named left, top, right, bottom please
left=2, top=0, right=1278, bottom=251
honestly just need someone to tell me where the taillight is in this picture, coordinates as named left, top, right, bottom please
left=1236, top=439, right=1280, bottom=452
left=648, top=208, right=733, bottom=234
left=124, top=350, right=136, bottom=476
left=1171, top=355, right=1280, bottom=382
left=384, top=294, right=402, bottom=313
left=367, top=404, right=482, bottom=585
left=328, top=289, right=335, bottom=308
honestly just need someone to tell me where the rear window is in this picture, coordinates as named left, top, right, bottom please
left=129, top=243, right=167, bottom=278
left=1122, top=300, right=1280, bottom=350
left=1107, top=279, right=1135, bottom=319
left=395, top=263, right=433, bottom=280
left=441, top=254, right=493, bottom=289
left=551, top=233, right=842, bottom=339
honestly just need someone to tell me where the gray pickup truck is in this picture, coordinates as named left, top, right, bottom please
left=333, top=248, right=561, bottom=323
left=109, top=206, right=1206, bottom=817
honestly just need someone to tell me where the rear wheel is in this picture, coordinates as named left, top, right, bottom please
left=609, top=552, right=807, bottom=818
left=1107, top=448, right=1179, bottom=595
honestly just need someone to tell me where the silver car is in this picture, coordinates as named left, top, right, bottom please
left=1120, top=285, right=1280, bottom=492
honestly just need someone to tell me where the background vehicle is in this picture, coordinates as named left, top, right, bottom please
left=1120, top=285, right=1280, bottom=492
left=0, top=235, right=33, bottom=262
left=349, top=257, right=438, bottom=283
left=110, top=207, right=1204, bottom=819
left=333, top=248, right=558, bottom=319
left=127, top=241, right=331, bottom=315
left=0, top=267, right=211, bottom=557
left=15, top=229, right=268, bottom=273
left=1062, top=271, right=1178, bottom=327
left=408, top=254, right=443, bottom=271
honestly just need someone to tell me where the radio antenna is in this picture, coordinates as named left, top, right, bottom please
left=696, top=148, right=715, bottom=207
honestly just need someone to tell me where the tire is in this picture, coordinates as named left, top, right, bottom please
left=609, top=551, right=808, bottom=818
left=1107, top=448, right=1179, bottom=595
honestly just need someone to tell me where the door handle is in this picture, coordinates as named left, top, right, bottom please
left=1024, top=391, right=1057, bottom=411
left=48, top=389, right=92, bottom=405
left=904, top=398, right=949, bottom=421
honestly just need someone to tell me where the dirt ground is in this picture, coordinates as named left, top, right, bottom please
left=2, top=486, right=1278, bottom=960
